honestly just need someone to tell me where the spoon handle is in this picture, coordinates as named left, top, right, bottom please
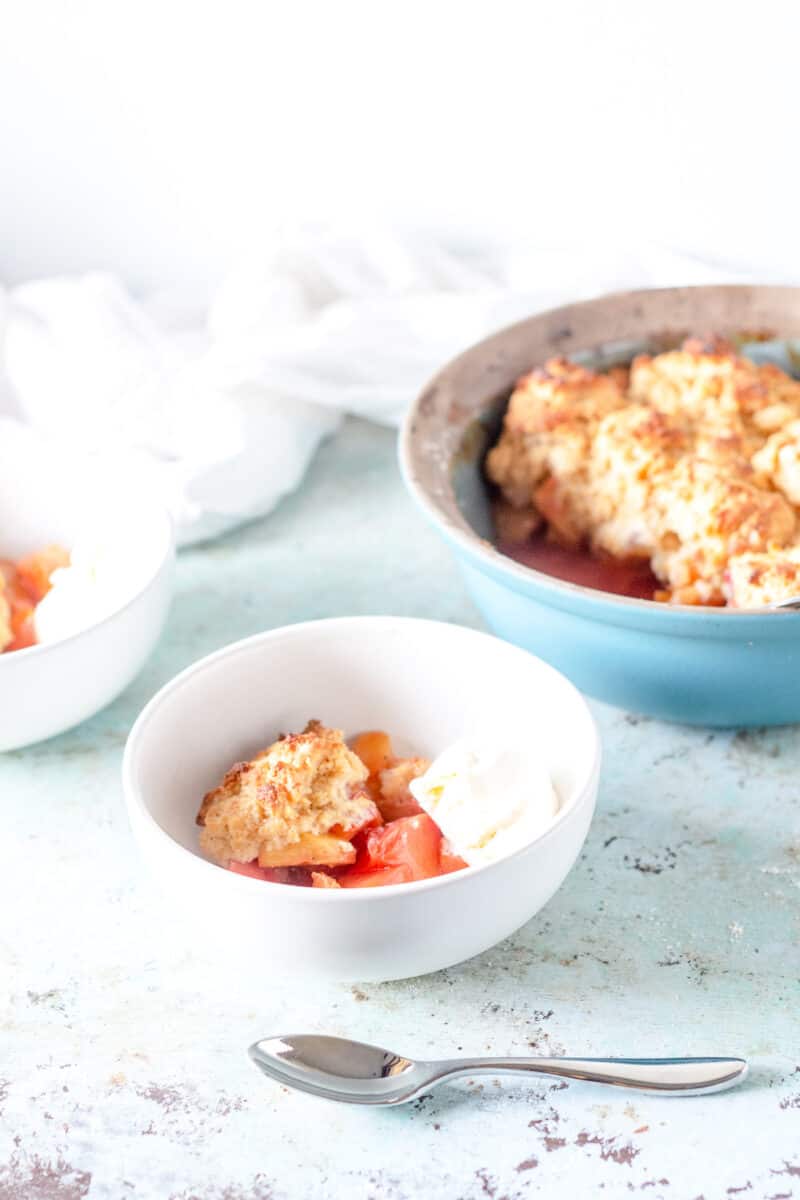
left=438, top=1056, right=747, bottom=1096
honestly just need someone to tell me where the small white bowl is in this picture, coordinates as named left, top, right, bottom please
left=0, top=421, right=174, bottom=751
left=123, top=617, right=600, bottom=982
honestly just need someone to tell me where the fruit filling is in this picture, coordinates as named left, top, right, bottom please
left=0, top=545, right=70, bottom=653
left=196, top=721, right=469, bottom=889
left=486, top=337, right=800, bottom=607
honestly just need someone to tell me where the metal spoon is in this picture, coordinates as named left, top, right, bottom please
left=248, top=1035, right=747, bottom=1105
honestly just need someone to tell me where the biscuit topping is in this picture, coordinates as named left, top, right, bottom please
left=487, top=338, right=800, bottom=606
left=197, top=720, right=377, bottom=868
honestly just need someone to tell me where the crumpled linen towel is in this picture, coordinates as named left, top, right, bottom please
left=0, top=227, right=756, bottom=545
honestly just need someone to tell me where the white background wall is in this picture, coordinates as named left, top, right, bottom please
left=1, top=0, right=798, bottom=292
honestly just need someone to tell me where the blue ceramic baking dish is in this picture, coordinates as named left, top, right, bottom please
left=399, top=284, right=800, bottom=727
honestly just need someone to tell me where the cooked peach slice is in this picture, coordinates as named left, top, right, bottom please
left=6, top=612, right=36, bottom=652
left=257, top=834, right=356, bottom=869
left=352, top=733, right=430, bottom=821
left=0, top=564, right=36, bottom=652
left=16, top=544, right=69, bottom=603
left=0, top=590, right=11, bottom=653
left=377, top=758, right=427, bottom=821
left=440, top=849, right=469, bottom=874
left=350, top=731, right=394, bottom=777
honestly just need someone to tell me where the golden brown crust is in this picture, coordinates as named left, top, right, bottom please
left=197, top=720, right=376, bottom=867
left=488, top=337, right=800, bottom=604
left=485, top=358, right=625, bottom=514
left=629, top=340, right=800, bottom=444
left=650, top=459, right=795, bottom=603
left=726, top=547, right=800, bottom=607
left=752, top=419, right=800, bottom=504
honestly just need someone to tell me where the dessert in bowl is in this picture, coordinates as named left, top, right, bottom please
left=0, top=543, right=70, bottom=652
left=0, top=420, right=174, bottom=750
left=486, top=335, right=800, bottom=609
left=400, top=284, right=800, bottom=726
left=122, top=617, right=600, bottom=982
left=196, top=719, right=559, bottom=890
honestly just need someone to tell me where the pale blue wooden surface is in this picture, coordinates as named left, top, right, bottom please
left=2, top=418, right=799, bottom=1199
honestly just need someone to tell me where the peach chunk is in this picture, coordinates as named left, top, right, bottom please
left=0, top=590, right=11, bottom=652
left=377, top=758, right=427, bottom=821
left=350, top=731, right=394, bottom=777
left=257, top=834, right=357, bottom=869
left=16, top=544, right=69, bottom=603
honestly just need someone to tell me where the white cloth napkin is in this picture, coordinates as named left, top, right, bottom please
left=0, top=227, right=757, bottom=546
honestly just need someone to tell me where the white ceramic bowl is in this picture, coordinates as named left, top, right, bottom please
left=123, top=617, right=600, bottom=982
left=0, top=421, right=174, bottom=751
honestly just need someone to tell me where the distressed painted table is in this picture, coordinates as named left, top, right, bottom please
left=2, top=418, right=799, bottom=1200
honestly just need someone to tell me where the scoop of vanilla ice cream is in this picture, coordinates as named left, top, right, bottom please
left=34, top=528, right=150, bottom=645
left=409, top=738, right=559, bottom=867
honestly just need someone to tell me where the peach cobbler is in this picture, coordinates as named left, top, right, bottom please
left=486, top=336, right=800, bottom=607
left=0, top=545, right=69, bottom=652
left=197, top=721, right=467, bottom=888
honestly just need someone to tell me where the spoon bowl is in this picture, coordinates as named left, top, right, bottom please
left=249, top=1036, right=431, bottom=1105
left=249, top=1034, right=748, bottom=1106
